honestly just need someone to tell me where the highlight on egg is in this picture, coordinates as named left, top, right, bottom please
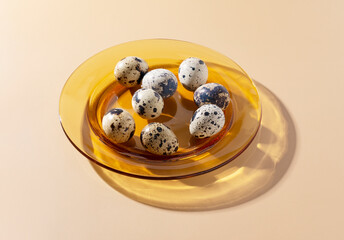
left=141, top=69, right=178, bottom=98
left=193, top=83, right=231, bottom=110
left=102, top=108, right=136, bottom=143
left=178, top=57, right=208, bottom=91
left=132, top=88, right=164, bottom=119
left=114, top=56, right=148, bottom=87
left=189, top=104, right=225, bottom=138
left=140, top=122, right=179, bottom=155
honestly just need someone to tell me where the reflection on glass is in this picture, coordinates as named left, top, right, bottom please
left=90, top=82, right=296, bottom=210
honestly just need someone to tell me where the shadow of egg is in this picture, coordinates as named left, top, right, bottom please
left=148, top=95, right=177, bottom=123
left=118, top=136, right=137, bottom=148
left=88, top=81, right=297, bottom=211
left=178, top=94, right=198, bottom=112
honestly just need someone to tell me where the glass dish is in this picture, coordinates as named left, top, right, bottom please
left=59, top=39, right=261, bottom=179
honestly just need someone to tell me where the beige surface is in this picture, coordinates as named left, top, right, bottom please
left=1, top=0, right=344, bottom=239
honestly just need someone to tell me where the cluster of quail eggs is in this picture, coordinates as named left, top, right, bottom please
left=102, top=56, right=231, bottom=156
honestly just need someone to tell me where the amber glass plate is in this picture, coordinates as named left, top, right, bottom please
left=59, top=39, right=261, bottom=179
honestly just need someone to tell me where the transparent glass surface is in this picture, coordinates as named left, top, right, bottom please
left=59, top=39, right=261, bottom=179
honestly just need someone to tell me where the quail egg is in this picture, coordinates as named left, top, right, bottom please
left=140, top=122, right=179, bottom=155
left=141, top=69, right=178, bottom=98
left=193, top=83, right=230, bottom=110
left=114, top=56, right=148, bottom=87
left=189, top=104, right=225, bottom=138
left=102, top=108, right=135, bottom=143
left=132, top=88, right=164, bottom=119
left=178, top=57, right=208, bottom=91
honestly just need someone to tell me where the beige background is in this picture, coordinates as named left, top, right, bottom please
left=1, top=0, right=344, bottom=239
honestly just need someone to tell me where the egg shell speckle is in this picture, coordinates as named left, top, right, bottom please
left=140, top=123, right=179, bottom=155
left=114, top=56, right=148, bottom=87
left=189, top=104, right=225, bottom=138
left=194, top=83, right=231, bottom=110
left=178, top=57, right=208, bottom=91
left=102, top=108, right=136, bottom=143
left=132, top=89, right=164, bottom=119
left=141, top=69, right=178, bottom=98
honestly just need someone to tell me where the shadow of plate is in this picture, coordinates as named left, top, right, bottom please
left=90, top=81, right=297, bottom=211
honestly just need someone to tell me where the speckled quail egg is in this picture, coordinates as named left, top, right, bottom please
left=132, top=88, right=164, bottom=119
left=178, top=57, right=208, bottom=91
left=189, top=104, right=225, bottom=138
left=193, top=83, right=231, bottom=110
left=140, top=123, right=179, bottom=155
left=141, top=69, right=178, bottom=98
left=102, top=108, right=135, bottom=143
left=114, top=56, right=148, bottom=87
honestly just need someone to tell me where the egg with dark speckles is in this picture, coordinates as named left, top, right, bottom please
left=193, top=83, right=231, bottom=110
left=141, top=69, right=178, bottom=98
left=132, top=88, right=164, bottom=119
left=189, top=104, right=225, bottom=138
left=114, top=56, right=148, bottom=87
left=178, top=57, right=208, bottom=91
left=102, top=108, right=136, bottom=143
left=140, top=123, right=179, bottom=155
